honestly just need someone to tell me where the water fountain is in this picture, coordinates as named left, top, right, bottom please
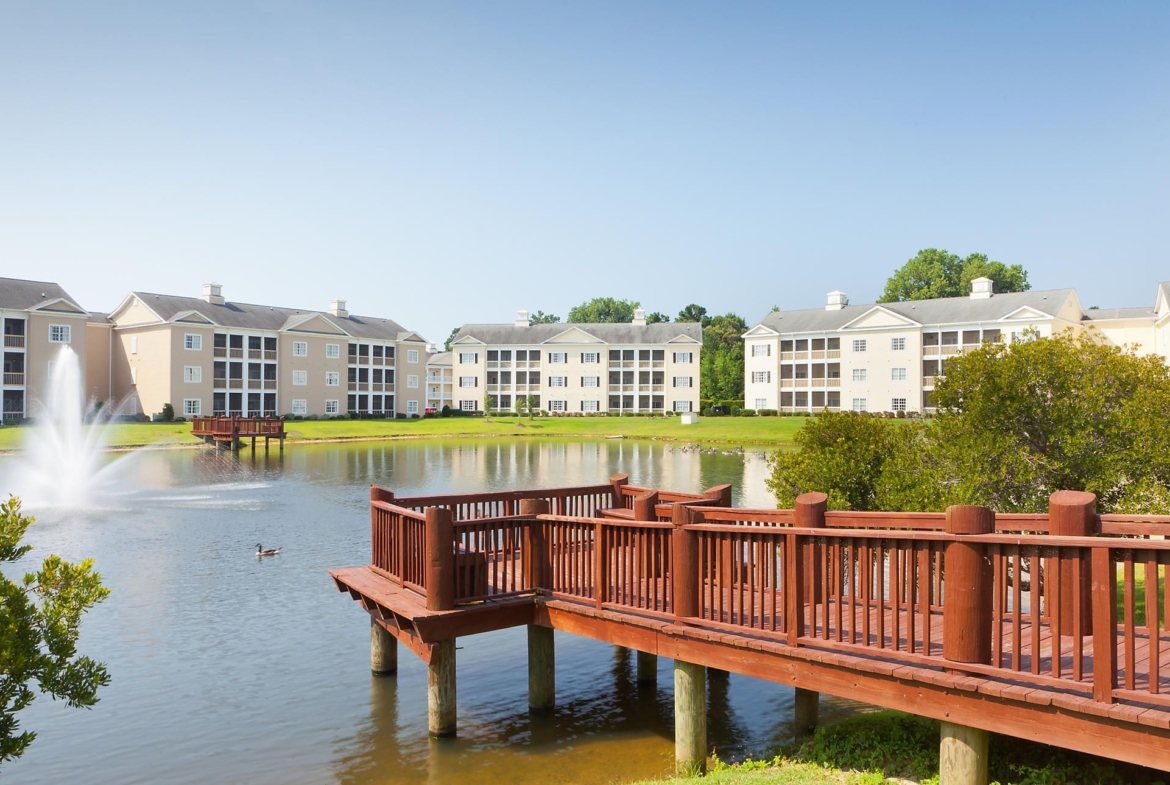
left=3, top=345, right=139, bottom=509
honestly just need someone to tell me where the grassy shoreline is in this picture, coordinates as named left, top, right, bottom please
left=0, top=415, right=807, bottom=453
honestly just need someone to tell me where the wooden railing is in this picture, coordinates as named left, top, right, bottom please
left=390, top=482, right=618, bottom=521
left=190, top=416, right=285, bottom=438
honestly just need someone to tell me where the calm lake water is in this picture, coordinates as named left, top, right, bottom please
left=2, top=438, right=864, bottom=784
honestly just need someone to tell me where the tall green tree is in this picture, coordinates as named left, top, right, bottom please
left=677, top=303, right=710, bottom=327
left=1, top=496, right=111, bottom=765
left=529, top=310, right=561, bottom=324
left=645, top=312, right=670, bottom=324
left=699, top=313, right=747, bottom=401
left=567, top=297, right=640, bottom=323
left=443, top=327, right=460, bottom=352
left=878, top=249, right=1030, bottom=303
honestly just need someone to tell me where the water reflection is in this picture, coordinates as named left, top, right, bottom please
left=2, top=437, right=859, bottom=785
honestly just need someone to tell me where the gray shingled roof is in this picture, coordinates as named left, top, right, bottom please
left=454, top=322, right=703, bottom=345
left=0, top=277, right=82, bottom=311
left=126, top=292, right=415, bottom=341
left=1083, top=306, right=1156, bottom=321
left=755, top=289, right=1078, bottom=334
left=427, top=352, right=452, bottom=367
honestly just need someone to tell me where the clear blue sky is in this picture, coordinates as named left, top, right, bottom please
left=1, top=2, right=1167, bottom=343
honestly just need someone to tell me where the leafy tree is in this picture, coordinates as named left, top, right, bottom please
left=567, top=297, right=640, bottom=323
left=645, top=312, right=670, bottom=324
left=877, top=249, right=1030, bottom=303
left=1, top=496, right=110, bottom=764
left=526, top=394, right=537, bottom=420
left=483, top=393, right=495, bottom=416
left=677, top=303, right=710, bottom=327
left=443, top=327, right=460, bottom=352
left=699, top=313, right=747, bottom=401
left=529, top=310, right=561, bottom=324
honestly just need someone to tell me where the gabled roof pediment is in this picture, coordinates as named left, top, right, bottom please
left=452, top=335, right=486, bottom=346
left=742, top=324, right=779, bottom=338
left=999, top=306, right=1053, bottom=322
left=171, top=310, right=218, bottom=325
left=666, top=334, right=702, bottom=345
left=839, top=306, right=921, bottom=331
left=542, top=326, right=607, bottom=345
left=29, top=297, right=88, bottom=315
left=282, top=313, right=348, bottom=335
left=396, top=331, right=426, bottom=343
left=108, top=294, right=166, bottom=327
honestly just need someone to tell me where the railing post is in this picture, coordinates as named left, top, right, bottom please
left=610, top=473, right=629, bottom=509
left=943, top=505, right=995, bottom=666
left=632, top=490, right=658, bottom=522
left=370, top=485, right=393, bottom=569
left=796, top=492, right=827, bottom=612
left=426, top=507, right=455, bottom=611
left=594, top=521, right=607, bottom=609
left=672, top=503, right=699, bottom=622
left=1049, top=490, right=1097, bottom=637
left=785, top=527, right=805, bottom=646
left=703, top=483, right=733, bottom=507
left=1091, top=546, right=1117, bottom=704
left=520, top=498, right=550, bottom=590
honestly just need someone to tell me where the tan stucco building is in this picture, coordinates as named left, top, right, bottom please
left=105, top=284, right=428, bottom=419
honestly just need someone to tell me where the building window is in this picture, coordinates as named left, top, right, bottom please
left=852, top=398, right=867, bottom=412
left=460, top=399, right=477, bottom=411
left=581, top=376, right=599, bottom=387
left=130, top=336, right=138, bottom=354
left=291, top=341, right=307, bottom=357
left=853, top=368, right=867, bottom=382
left=852, top=339, right=867, bottom=352
left=183, top=399, right=201, bottom=416
left=548, top=352, right=567, bottom=363
left=185, top=334, right=202, bottom=350
left=755, top=398, right=767, bottom=409
left=673, top=352, right=692, bottom=363
left=326, top=372, right=340, bottom=386
left=674, top=400, right=692, bottom=412
left=891, top=367, right=907, bottom=381
left=460, top=376, right=477, bottom=388
left=326, top=343, right=339, bottom=359
left=325, top=399, right=339, bottom=414
left=891, top=337, right=906, bottom=351
left=891, top=398, right=907, bottom=412
left=751, top=343, right=770, bottom=357
left=581, top=400, right=599, bottom=412
left=581, top=352, right=599, bottom=363
left=292, top=370, right=308, bottom=386
left=184, top=366, right=202, bottom=383
left=548, top=376, right=567, bottom=387
left=49, top=324, right=71, bottom=344
left=459, top=352, right=478, bottom=364
left=292, top=399, right=307, bottom=415
left=407, top=400, right=419, bottom=414
left=407, top=349, right=419, bottom=363
left=407, top=375, right=419, bottom=388
left=548, top=400, right=567, bottom=412
left=673, top=376, right=692, bottom=388
left=751, top=371, right=770, bottom=383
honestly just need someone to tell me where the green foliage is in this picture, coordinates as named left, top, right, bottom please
left=529, top=310, right=561, bottom=324
left=645, top=311, right=670, bottom=324
left=765, top=412, right=901, bottom=510
left=701, top=313, right=748, bottom=402
left=567, top=297, right=640, bottom=323
left=878, top=248, right=1030, bottom=303
left=443, top=327, right=459, bottom=352
left=0, top=496, right=111, bottom=765
left=677, top=303, right=711, bottom=327
left=160, top=403, right=175, bottom=422
left=483, top=393, right=495, bottom=416
left=526, top=394, right=537, bottom=421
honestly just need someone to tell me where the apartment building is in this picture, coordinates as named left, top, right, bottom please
left=450, top=309, right=703, bottom=414
left=105, top=284, right=428, bottom=419
left=425, top=352, right=454, bottom=412
left=0, top=277, right=96, bottom=421
left=742, top=278, right=1090, bottom=414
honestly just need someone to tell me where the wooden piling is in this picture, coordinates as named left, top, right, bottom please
left=636, top=651, right=657, bottom=685
left=674, top=659, right=707, bottom=775
left=371, top=619, right=397, bottom=674
left=943, top=504, right=994, bottom=665
left=528, top=625, right=555, bottom=710
left=428, top=639, right=457, bottom=737
left=793, top=687, right=819, bottom=737
left=939, top=721, right=989, bottom=785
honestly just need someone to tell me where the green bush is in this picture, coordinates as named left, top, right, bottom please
left=160, top=403, right=175, bottom=422
left=759, top=409, right=778, bottom=417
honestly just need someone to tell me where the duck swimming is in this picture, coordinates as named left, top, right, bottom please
left=256, top=543, right=281, bottom=557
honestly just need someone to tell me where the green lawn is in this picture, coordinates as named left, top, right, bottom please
left=0, top=415, right=808, bottom=452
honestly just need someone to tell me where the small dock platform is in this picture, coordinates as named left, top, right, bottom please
left=191, top=415, right=285, bottom=453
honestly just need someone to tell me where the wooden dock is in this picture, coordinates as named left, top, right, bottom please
left=191, top=415, right=285, bottom=453
left=330, top=476, right=1170, bottom=780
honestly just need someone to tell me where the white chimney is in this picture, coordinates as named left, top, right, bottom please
left=330, top=298, right=348, bottom=317
left=826, top=291, right=847, bottom=311
left=202, top=283, right=224, bottom=305
left=515, top=309, right=530, bottom=327
left=970, top=277, right=994, bottom=299
left=632, top=307, right=646, bottom=326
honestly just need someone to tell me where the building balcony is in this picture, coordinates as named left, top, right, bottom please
left=4, top=335, right=25, bottom=349
left=651, top=385, right=664, bottom=392
left=3, top=373, right=24, bottom=386
left=248, top=349, right=262, bottom=359
left=923, top=376, right=936, bottom=387
left=228, top=379, right=244, bottom=389
left=825, top=378, right=840, bottom=387
left=811, top=350, right=825, bottom=360
left=794, top=351, right=809, bottom=360
left=827, top=350, right=840, bottom=358
left=214, top=347, right=227, bottom=358
left=608, top=361, right=634, bottom=369
left=780, top=352, right=794, bottom=362
left=793, top=378, right=808, bottom=387
left=229, top=348, right=244, bottom=359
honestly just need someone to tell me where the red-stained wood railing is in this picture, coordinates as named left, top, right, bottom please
left=191, top=415, right=284, bottom=438
left=370, top=487, right=429, bottom=594
left=391, top=483, right=616, bottom=521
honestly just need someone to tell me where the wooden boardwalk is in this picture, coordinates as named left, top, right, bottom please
left=331, top=478, right=1170, bottom=774
left=191, top=415, right=285, bottom=452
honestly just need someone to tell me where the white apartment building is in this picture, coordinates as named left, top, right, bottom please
left=450, top=309, right=703, bottom=414
left=105, top=284, right=428, bottom=419
left=425, top=351, right=454, bottom=412
left=742, top=278, right=1101, bottom=414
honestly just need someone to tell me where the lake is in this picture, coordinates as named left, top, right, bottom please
left=1, top=438, right=864, bottom=784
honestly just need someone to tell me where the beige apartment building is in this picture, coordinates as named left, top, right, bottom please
left=105, top=284, right=428, bottom=419
left=0, top=277, right=99, bottom=421
left=425, top=352, right=454, bottom=412
left=450, top=309, right=703, bottom=414
left=743, top=278, right=1170, bottom=414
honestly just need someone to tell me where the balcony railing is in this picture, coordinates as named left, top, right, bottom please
left=3, top=373, right=24, bottom=385
left=228, top=379, right=243, bottom=389
left=4, top=335, right=25, bottom=349
left=229, top=348, right=244, bottom=358
left=214, top=347, right=227, bottom=358
left=827, top=349, right=840, bottom=358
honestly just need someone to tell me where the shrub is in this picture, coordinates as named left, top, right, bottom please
left=759, top=409, right=778, bottom=417
left=160, top=403, right=175, bottom=422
